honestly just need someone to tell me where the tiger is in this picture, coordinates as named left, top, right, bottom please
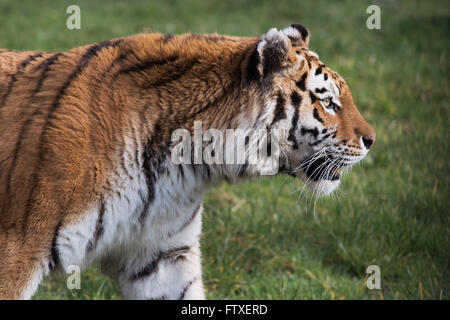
left=0, top=24, right=375, bottom=300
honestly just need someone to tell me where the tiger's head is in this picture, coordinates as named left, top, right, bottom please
left=250, top=24, right=375, bottom=195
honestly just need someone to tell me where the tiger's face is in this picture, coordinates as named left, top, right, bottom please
left=255, top=25, right=375, bottom=195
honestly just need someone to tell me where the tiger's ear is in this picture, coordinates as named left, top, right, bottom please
left=257, top=25, right=309, bottom=79
left=283, top=24, right=310, bottom=47
left=257, top=28, right=295, bottom=79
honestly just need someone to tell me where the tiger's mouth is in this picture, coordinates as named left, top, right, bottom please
left=302, top=155, right=343, bottom=181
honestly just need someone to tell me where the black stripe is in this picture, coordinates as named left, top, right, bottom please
left=43, top=40, right=121, bottom=139
left=313, top=108, right=324, bottom=123
left=100, top=46, right=144, bottom=79
left=178, top=164, right=185, bottom=178
left=139, top=143, right=159, bottom=224
left=33, top=53, right=63, bottom=95
left=49, top=220, right=63, bottom=270
left=245, top=47, right=260, bottom=84
left=22, top=40, right=121, bottom=234
left=315, top=65, right=323, bottom=75
left=239, top=134, right=251, bottom=177
left=178, top=277, right=197, bottom=300
left=0, top=53, right=43, bottom=110
left=315, top=87, right=327, bottom=94
left=130, top=246, right=191, bottom=281
left=19, top=53, right=44, bottom=68
left=270, top=94, right=286, bottom=126
left=309, top=132, right=334, bottom=146
left=288, top=92, right=301, bottom=149
left=15, top=53, right=44, bottom=74
left=301, top=127, right=319, bottom=138
left=309, top=90, right=317, bottom=103
left=291, top=91, right=301, bottom=107
left=296, top=73, right=307, bottom=91
left=86, top=196, right=106, bottom=252
left=324, top=73, right=328, bottom=81
left=332, top=104, right=341, bottom=113
left=130, top=256, right=160, bottom=281
left=306, top=59, right=311, bottom=69
left=139, top=127, right=172, bottom=223
left=290, top=24, right=309, bottom=41
left=117, top=55, right=178, bottom=75
left=267, top=139, right=272, bottom=157
left=140, top=57, right=200, bottom=89
left=139, top=180, right=154, bottom=224
left=49, top=40, right=121, bottom=117
left=146, top=295, right=167, bottom=300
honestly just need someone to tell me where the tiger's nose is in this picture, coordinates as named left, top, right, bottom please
left=362, top=135, right=375, bottom=149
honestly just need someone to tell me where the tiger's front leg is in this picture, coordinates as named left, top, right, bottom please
left=118, top=242, right=205, bottom=300
left=114, top=205, right=205, bottom=300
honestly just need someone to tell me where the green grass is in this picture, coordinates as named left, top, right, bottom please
left=1, top=0, right=448, bottom=300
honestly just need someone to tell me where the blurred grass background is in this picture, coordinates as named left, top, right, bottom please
left=0, top=0, right=448, bottom=299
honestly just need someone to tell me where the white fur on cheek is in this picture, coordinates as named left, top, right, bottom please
left=307, top=67, right=341, bottom=115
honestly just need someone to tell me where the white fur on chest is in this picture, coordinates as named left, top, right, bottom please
left=57, top=156, right=204, bottom=273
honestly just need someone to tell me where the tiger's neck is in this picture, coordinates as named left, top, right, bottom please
left=120, top=34, right=267, bottom=188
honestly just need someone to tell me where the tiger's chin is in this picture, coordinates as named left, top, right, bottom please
left=294, top=155, right=344, bottom=196
left=298, top=172, right=341, bottom=196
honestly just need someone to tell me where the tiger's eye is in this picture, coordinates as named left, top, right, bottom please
left=323, top=98, right=331, bottom=107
